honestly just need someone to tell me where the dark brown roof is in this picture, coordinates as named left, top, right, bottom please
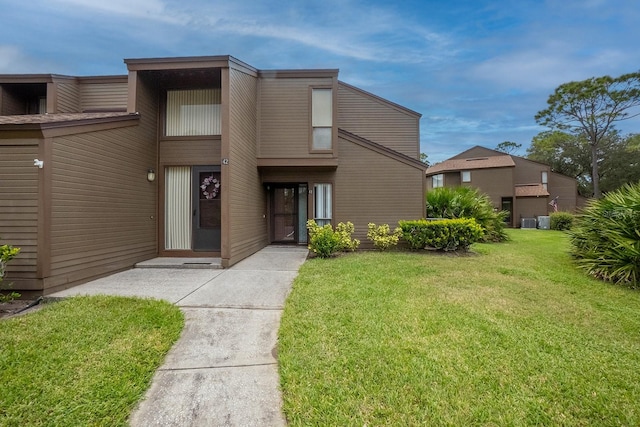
left=0, top=112, right=136, bottom=125
left=426, top=155, right=515, bottom=175
left=515, top=184, right=550, bottom=197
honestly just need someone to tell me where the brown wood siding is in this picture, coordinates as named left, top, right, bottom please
left=80, top=83, right=128, bottom=111
left=512, top=156, right=549, bottom=185
left=228, top=68, right=266, bottom=265
left=258, top=76, right=333, bottom=158
left=159, top=139, right=221, bottom=165
left=335, top=137, right=424, bottom=246
left=465, top=168, right=514, bottom=207
left=0, top=141, right=40, bottom=288
left=1, top=87, right=24, bottom=115
left=337, top=84, right=419, bottom=158
left=47, top=124, right=156, bottom=291
left=55, top=82, right=80, bottom=113
left=514, top=197, right=549, bottom=224
left=549, top=172, right=578, bottom=212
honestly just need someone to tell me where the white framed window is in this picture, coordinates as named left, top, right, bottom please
left=311, top=88, right=332, bottom=151
left=541, top=171, right=548, bottom=190
left=314, top=183, right=332, bottom=226
left=432, top=174, right=444, bottom=188
left=461, top=170, right=471, bottom=183
left=165, top=88, right=221, bottom=136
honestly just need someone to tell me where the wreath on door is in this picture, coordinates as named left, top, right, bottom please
left=201, top=175, right=220, bottom=199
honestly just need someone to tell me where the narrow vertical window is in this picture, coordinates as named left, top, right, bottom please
left=314, top=183, right=332, bottom=226
left=165, top=166, right=192, bottom=250
left=541, top=171, right=548, bottom=190
left=461, top=170, right=471, bottom=183
left=312, top=88, right=332, bottom=150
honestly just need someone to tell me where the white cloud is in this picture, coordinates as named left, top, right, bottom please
left=0, top=46, right=50, bottom=73
left=50, top=0, right=188, bottom=24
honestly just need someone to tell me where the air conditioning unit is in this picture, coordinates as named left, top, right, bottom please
left=537, top=216, right=550, bottom=230
left=521, top=218, right=537, bottom=229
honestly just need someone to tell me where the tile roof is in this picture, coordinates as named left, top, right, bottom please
left=0, top=112, right=137, bottom=125
left=515, top=184, right=550, bottom=197
left=426, top=155, right=515, bottom=175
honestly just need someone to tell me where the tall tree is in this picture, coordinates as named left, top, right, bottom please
left=535, top=71, right=640, bottom=198
left=495, top=141, right=521, bottom=154
left=420, top=152, right=430, bottom=167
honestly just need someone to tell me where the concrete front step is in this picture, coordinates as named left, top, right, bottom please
left=135, top=257, right=223, bottom=269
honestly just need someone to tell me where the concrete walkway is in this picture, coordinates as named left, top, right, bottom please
left=51, top=246, right=309, bottom=426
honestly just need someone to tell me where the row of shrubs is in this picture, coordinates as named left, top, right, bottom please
left=307, top=218, right=485, bottom=258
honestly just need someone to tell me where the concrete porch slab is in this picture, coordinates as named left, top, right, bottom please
left=51, top=268, right=224, bottom=304
left=177, top=270, right=298, bottom=309
left=135, top=257, right=222, bottom=269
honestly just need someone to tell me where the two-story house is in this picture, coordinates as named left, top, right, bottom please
left=0, top=55, right=426, bottom=296
left=425, top=146, right=581, bottom=227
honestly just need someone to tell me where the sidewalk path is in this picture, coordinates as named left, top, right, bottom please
left=51, top=246, right=309, bottom=426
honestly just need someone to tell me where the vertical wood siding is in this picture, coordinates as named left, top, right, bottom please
left=1, top=87, right=25, bottom=115
left=338, top=84, right=420, bottom=159
left=228, top=68, right=266, bottom=263
left=0, top=141, right=39, bottom=285
left=56, top=82, right=81, bottom=113
left=513, top=156, right=549, bottom=185
left=48, top=125, right=156, bottom=289
left=548, top=172, right=578, bottom=212
left=258, top=77, right=333, bottom=158
left=334, top=137, right=425, bottom=246
left=80, top=83, right=128, bottom=111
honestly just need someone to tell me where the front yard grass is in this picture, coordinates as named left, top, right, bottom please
left=279, top=230, right=640, bottom=426
left=0, top=295, right=183, bottom=426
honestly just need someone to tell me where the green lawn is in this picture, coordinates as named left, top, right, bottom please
left=0, top=295, right=183, bottom=426
left=279, top=230, right=640, bottom=426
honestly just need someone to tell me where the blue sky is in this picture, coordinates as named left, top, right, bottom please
left=1, top=0, right=639, bottom=162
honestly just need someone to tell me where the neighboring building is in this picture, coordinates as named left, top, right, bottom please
left=0, top=55, right=426, bottom=296
left=425, top=146, right=581, bottom=227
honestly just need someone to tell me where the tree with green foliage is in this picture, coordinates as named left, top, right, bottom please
left=495, top=141, right=521, bottom=154
left=535, top=71, right=640, bottom=198
left=420, top=152, right=430, bottom=167
left=527, top=130, right=640, bottom=196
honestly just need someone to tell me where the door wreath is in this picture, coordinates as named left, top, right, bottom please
left=201, top=175, right=220, bottom=199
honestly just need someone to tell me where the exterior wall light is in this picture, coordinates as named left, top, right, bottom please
left=147, top=168, right=156, bottom=182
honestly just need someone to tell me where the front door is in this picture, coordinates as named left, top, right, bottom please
left=193, top=166, right=221, bottom=251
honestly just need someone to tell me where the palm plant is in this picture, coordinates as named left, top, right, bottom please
left=426, top=186, right=508, bottom=242
left=569, top=182, right=640, bottom=286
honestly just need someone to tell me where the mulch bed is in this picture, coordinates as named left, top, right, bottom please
left=0, top=298, right=43, bottom=320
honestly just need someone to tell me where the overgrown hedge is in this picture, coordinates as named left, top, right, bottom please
left=398, top=218, right=483, bottom=251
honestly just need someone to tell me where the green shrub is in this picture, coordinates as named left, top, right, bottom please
left=367, top=223, right=402, bottom=251
left=426, top=187, right=508, bottom=242
left=569, top=182, right=640, bottom=286
left=0, top=240, right=21, bottom=302
left=335, top=222, right=360, bottom=252
left=307, top=220, right=359, bottom=258
left=550, top=211, right=574, bottom=230
left=398, top=218, right=484, bottom=251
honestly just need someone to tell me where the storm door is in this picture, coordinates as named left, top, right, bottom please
left=193, top=166, right=221, bottom=251
left=272, top=186, right=298, bottom=243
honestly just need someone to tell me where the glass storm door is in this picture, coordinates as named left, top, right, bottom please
left=272, top=186, right=297, bottom=243
left=193, top=166, right=221, bottom=251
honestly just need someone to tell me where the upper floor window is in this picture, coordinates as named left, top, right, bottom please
left=432, top=174, right=444, bottom=188
left=311, top=88, right=332, bottom=151
left=165, top=88, right=221, bottom=137
left=541, top=171, right=548, bottom=190
left=461, top=170, right=471, bottom=183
